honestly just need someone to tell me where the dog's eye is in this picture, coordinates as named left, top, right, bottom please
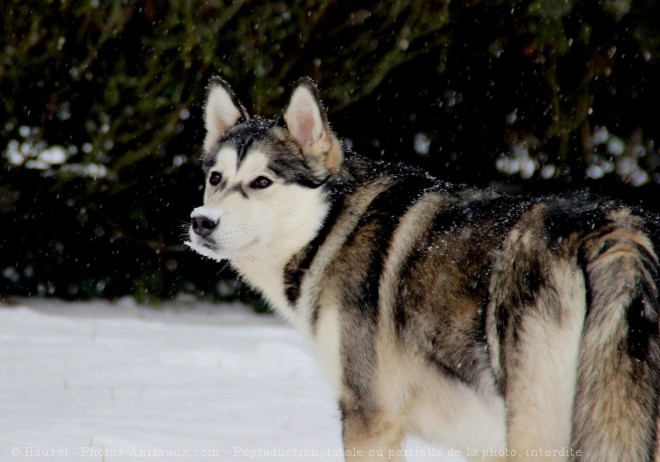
left=209, top=171, right=222, bottom=186
left=250, top=176, right=273, bottom=189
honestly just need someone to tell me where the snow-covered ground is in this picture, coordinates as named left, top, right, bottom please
left=0, top=299, right=464, bottom=461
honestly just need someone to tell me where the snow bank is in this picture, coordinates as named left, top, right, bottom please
left=0, top=299, right=462, bottom=461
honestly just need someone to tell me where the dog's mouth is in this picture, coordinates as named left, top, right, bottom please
left=195, top=235, right=219, bottom=249
left=186, top=233, right=261, bottom=261
left=187, top=227, right=220, bottom=248
left=185, top=236, right=221, bottom=261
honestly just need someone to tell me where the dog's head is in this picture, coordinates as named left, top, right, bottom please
left=186, top=78, right=343, bottom=263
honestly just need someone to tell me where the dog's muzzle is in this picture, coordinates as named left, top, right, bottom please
left=191, top=207, right=220, bottom=238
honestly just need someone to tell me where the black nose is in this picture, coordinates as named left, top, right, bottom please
left=191, top=216, right=218, bottom=237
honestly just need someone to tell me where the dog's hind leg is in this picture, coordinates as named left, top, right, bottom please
left=491, top=245, right=587, bottom=461
left=572, top=212, right=660, bottom=462
left=486, top=206, right=597, bottom=460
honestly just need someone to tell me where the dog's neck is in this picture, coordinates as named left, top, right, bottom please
left=230, top=196, right=332, bottom=333
left=231, top=255, right=313, bottom=335
left=232, top=253, right=290, bottom=305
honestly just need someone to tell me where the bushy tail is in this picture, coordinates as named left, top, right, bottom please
left=572, top=214, right=660, bottom=461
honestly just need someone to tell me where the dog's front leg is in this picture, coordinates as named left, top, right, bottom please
left=341, top=403, right=406, bottom=461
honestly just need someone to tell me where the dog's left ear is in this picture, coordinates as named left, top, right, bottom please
left=203, top=77, right=249, bottom=153
left=283, top=78, right=343, bottom=174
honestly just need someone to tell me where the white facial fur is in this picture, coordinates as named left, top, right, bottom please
left=187, top=146, right=328, bottom=267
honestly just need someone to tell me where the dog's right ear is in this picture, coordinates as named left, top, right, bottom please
left=283, top=78, right=343, bottom=175
left=203, top=77, right=249, bottom=153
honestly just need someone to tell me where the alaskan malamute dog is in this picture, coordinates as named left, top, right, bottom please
left=187, top=77, right=660, bottom=461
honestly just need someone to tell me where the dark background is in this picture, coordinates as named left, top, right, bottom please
left=2, top=0, right=659, bottom=305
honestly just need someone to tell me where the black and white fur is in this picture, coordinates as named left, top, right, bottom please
left=187, top=77, right=660, bottom=461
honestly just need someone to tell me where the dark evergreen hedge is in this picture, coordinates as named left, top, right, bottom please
left=2, top=0, right=659, bottom=302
